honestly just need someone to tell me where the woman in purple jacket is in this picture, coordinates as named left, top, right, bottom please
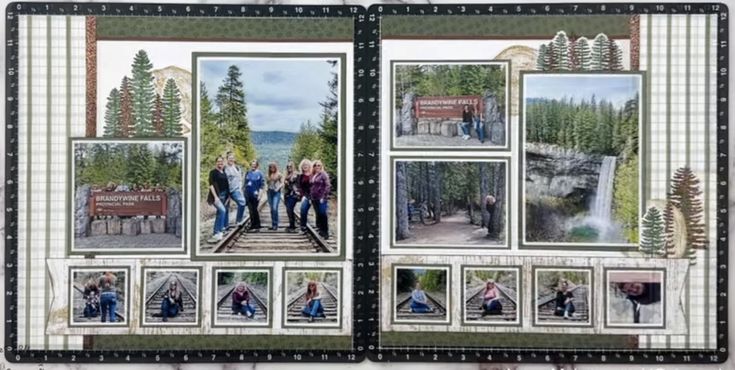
left=231, top=282, right=256, bottom=318
left=309, top=160, right=331, bottom=239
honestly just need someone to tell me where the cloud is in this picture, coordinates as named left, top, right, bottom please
left=262, top=71, right=286, bottom=84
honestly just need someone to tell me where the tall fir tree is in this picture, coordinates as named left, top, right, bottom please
left=162, top=78, right=183, bottom=137
left=119, top=76, right=135, bottom=137
left=126, top=144, right=154, bottom=187
left=536, top=44, right=549, bottom=70
left=216, top=65, right=256, bottom=163
left=668, top=167, right=707, bottom=254
left=551, top=31, right=570, bottom=70
left=608, top=41, right=624, bottom=71
left=663, top=200, right=677, bottom=257
left=103, top=88, right=122, bottom=137
left=152, top=94, right=164, bottom=136
left=318, top=61, right=339, bottom=187
left=199, top=82, right=226, bottom=193
left=640, top=206, right=666, bottom=257
left=130, top=50, right=156, bottom=137
left=572, top=36, right=592, bottom=70
left=590, top=33, right=611, bottom=70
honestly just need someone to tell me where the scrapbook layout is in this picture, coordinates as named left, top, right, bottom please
left=3, top=2, right=729, bottom=365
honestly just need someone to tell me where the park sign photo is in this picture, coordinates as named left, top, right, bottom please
left=89, top=191, right=168, bottom=217
left=414, top=96, right=483, bottom=119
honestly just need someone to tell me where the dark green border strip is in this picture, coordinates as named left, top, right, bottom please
left=96, top=17, right=353, bottom=41
left=380, top=332, right=635, bottom=349
left=91, top=335, right=353, bottom=351
left=381, top=15, right=631, bottom=39
left=24, top=15, right=32, bottom=349
left=44, top=15, right=51, bottom=350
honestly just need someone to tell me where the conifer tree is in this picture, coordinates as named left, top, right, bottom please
left=536, top=44, right=549, bottom=70
left=130, top=50, right=156, bottom=137
left=119, top=76, right=135, bottom=137
left=152, top=94, right=164, bottom=136
left=126, top=144, right=154, bottom=187
left=608, top=41, right=624, bottom=71
left=216, top=65, right=256, bottom=163
left=551, top=31, right=570, bottom=70
left=590, top=33, right=611, bottom=70
left=103, top=88, right=122, bottom=137
left=572, top=36, right=592, bottom=70
left=162, top=78, right=183, bottom=137
left=640, top=206, right=666, bottom=257
left=663, top=200, right=677, bottom=257
left=669, top=167, right=707, bottom=252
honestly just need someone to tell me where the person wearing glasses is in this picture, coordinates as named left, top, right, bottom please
left=310, top=160, right=331, bottom=239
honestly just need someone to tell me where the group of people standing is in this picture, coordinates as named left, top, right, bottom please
left=81, top=272, right=120, bottom=323
left=208, top=153, right=332, bottom=243
left=459, top=104, right=487, bottom=144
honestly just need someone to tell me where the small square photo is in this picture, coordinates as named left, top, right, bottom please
left=142, top=268, right=200, bottom=326
left=284, top=270, right=341, bottom=328
left=69, top=268, right=129, bottom=327
left=393, top=266, right=449, bottom=324
left=534, top=268, right=592, bottom=326
left=463, top=267, right=519, bottom=324
left=213, top=269, right=270, bottom=327
left=606, top=270, right=664, bottom=327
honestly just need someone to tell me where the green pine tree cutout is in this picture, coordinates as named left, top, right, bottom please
left=640, top=206, right=666, bottom=258
left=162, top=78, right=183, bottom=137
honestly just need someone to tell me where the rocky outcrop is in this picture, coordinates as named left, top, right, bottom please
left=398, top=92, right=416, bottom=136
left=166, top=188, right=182, bottom=238
left=525, top=143, right=603, bottom=200
left=75, top=185, right=91, bottom=237
left=483, top=91, right=505, bottom=145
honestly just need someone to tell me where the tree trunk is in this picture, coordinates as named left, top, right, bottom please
left=491, top=163, right=506, bottom=236
left=395, top=161, right=410, bottom=240
left=399, top=92, right=416, bottom=136
left=467, top=195, right=474, bottom=224
left=479, top=162, right=489, bottom=228
left=432, top=162, right=442, bottom=223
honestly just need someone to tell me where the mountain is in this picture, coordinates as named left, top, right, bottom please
left=251, top=131, right=297, bottom=145
left=152, top=65, right=192, bottom=135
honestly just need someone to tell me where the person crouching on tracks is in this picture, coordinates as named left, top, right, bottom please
left=244, top=160, right=265, bottom=232
left=302, top=281, right=325, bottom=322
left=283, top=161, right=299, bottom=232
left=98, top=272, right=118, bottom=323
left=224, top=152, right=247, bottom=228
left=554, top=279, right=575, bottom=319
left=297, top=159, right=313, bottom=233
left=409, top=282, right=435, bottom=313
left=207, top=156, right=230, bottom=243
left=83, top=279, right=100, bottom=319
left=310, top=160, right=331, bottom=239
left=231, top=282, right=256, bottom=318
left=161, top=279, right=184, bottom=322
left=266, top=162, right=284, bottom=231
left=480, top=279, right=503, bottom=316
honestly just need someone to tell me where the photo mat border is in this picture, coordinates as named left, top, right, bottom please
left=67, top=137, right=189, bottom=256
left=532, top=266, right=594, bottom=328
left=67, top=265, right=132, bottom=328
left=281, top=267, right=344, bottom=329
left=389, top=59, right=511, bottom=151
left=211, top=267, right=274, bottom=328
left=389, top=157, right=511, bottom=250
left=604, top=267, right=667, bottom=329
left=139, top=266, right=203, bottom=328
left=518, top=71, right=647, bottom=251
left=391, top=264, right=452, bottom=326
left=191, top=52, right=349, bottom=261
left=460, top=265, right=522, bottom=327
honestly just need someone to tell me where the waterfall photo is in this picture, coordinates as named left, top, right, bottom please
left=393, top=159, right=508, bottom=248
left=392, top=62, right=509, bottom=149
left=521, top=73, right=643, bottom=246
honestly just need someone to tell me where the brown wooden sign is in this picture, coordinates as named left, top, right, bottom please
left=89, top=191, right=168, bottom=217
left=414, top=96, right=483, bottom=119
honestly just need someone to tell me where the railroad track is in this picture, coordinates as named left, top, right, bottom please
left=72, top=285, right=125, bottom=323
left=145, top=273, right=197, bottom=323
left=215, top=283, right=268, bottom=323
left=465, top=283, right=518, bottom=322
left=536, top=285, right=589, bottom=322
left=209, top=198, right=336, bottom=254
left=285, top=283, right=339, bottom=324
left=395, top=290, right=447, bottom=321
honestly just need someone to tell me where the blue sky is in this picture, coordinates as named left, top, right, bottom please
left=200, top=58, right=338, bottom=133
left=524, top=74, right=641, bottom=107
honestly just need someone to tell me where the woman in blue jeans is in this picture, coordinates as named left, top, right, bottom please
left=301, top=281, right=325, bottom=322
left=409, top=282, right=434, bottom=313
left=266, top=162, right=284, bottom=230
left=283, top=161, right=299, bottom=232
left=98, top=271, right=118, bottom=323
left=207, top=156, right=229, bottom=243
left=160, top=279, right=184, bottom=322
left=554, top=279, right=575, bottom=319
left=474, top=110, right=485, bottom=144
left=296, top=159, right=313, bottom=232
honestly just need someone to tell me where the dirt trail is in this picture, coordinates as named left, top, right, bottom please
left=399, top=213, right=502, bottom=246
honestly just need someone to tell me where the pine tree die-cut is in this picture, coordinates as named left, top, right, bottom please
left=640, top=206, right=666, bottom=258
left=663, top=167, right=708, bottom=265
left=536, top=31, right=624, bottom=72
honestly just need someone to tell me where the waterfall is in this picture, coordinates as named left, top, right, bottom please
left=591, top=156, right=617, bottom=222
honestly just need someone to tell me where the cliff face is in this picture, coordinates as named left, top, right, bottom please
left=525, top=142, right=603, bottom=200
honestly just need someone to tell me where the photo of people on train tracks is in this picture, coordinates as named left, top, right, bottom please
left=462, top=267, right=520, bottom=325
left=142, top=268, right=200, bottom=326
left=393, top=266, right=449, bottom=324
left=213, top=269, right=270, bottom=327
left=195, top=54, right=345, bottom=257
left=534, top=268, right=592, bottom=326
left=283, top=269, right=341, bottom=328
left=69, top=268, right=129, bottom=327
